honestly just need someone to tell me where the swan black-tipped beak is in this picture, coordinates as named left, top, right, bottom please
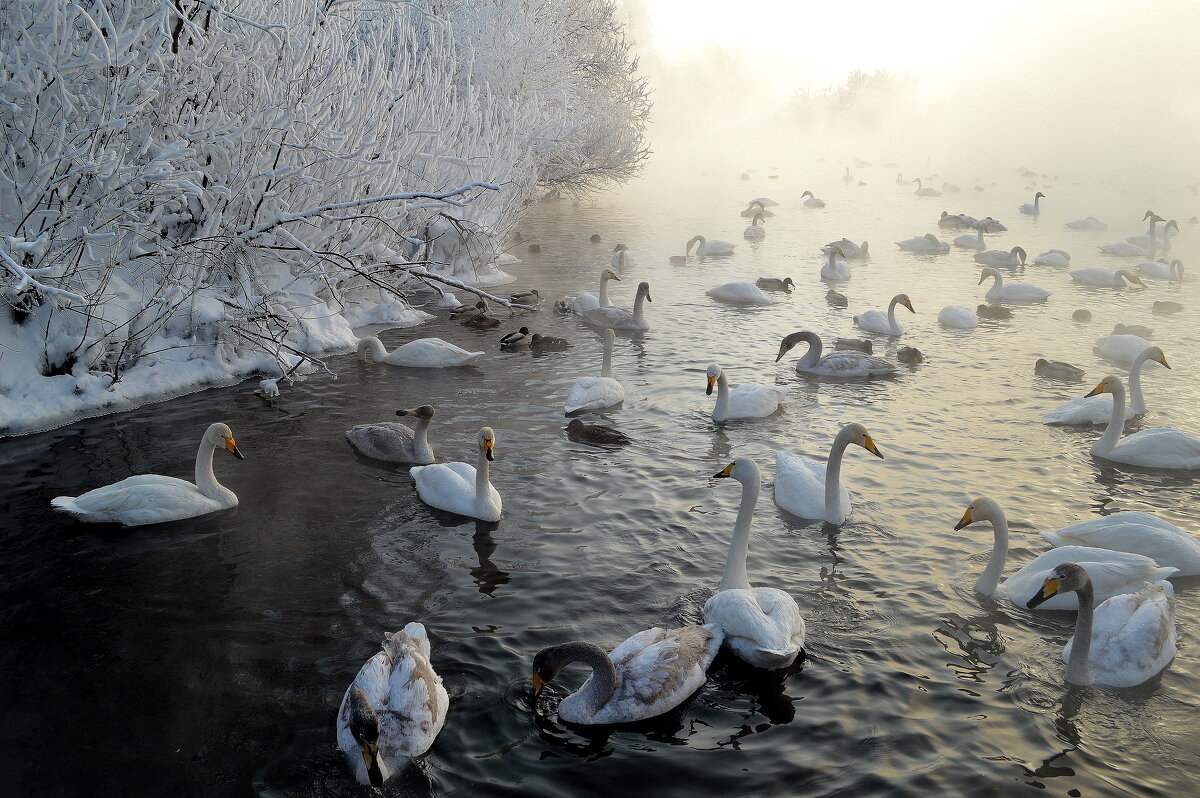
left=863, top=435, right=883, bottom=459
left=532, top=673, right=544, bottom=697
left=706, top=376, right=715, bottom=395
left=1026, top=577, right=1059, bottom=609
left=954, top=507, right=973, bottom=530
left=713, top=463, right=734, bottom=478
left=484, top=441, right=495, bottom=462
left=1160, top=355, right=1171, bottom=369
left=225, top=438, right=245, bottom=460
left=775, top=345, right=788, bottom=363
left=1085, top=382, right=1106, bottom=398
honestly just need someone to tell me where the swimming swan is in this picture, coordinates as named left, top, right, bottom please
left=357, top=336, right=484, bottom=368
left=565, top=329, right=624, bottom=413
left=411, top=427, right=502, bottom=521
left=1019, top=191, right=1045, bottom=215
left=954, top=224, right=990, bottom=250
left=822, top=239, right=869, bottom=259
left=1094, top=333, right=1152, bottom=364
left=1041, top=347, right=1168, bottom=426
left=703, top=458, right=806, bottom=669
left=913, top=178, right=942, bottom=197
left=776, top=330, right=899, bottom=377
left=821, top=246, right=851, bottom=281
left=1033, top=249, right=1071, bottom=267
left=1069, top=266, right=1146, bottom=288
left=705, top=363, right=782, bottom=421
left=686, top=235, right=736, bottom=256
left=1139, top=258, right=1184, bottom=280
left=939, top=306, right=978, bottom=329
left=1065, top=217, right=1107, bottom=231
left=706, top=281, right=775, bottom=305
left=580, top=282, right=652, bottom=330
left=896, top=233, right=950, bottom=253
left=1085, top=375, right=1200, bottom=470
left=346, top=405, right=436, bottom=463
left=775, top=423, right=883, bottom=525
left=854, top=293, right=915, bottom=336
left=51, top=422, right=244, bottom=526
left=801, top=190, right=826, bottom=208
left=744, top=213, right=767, bottom=239
left=974, top=246, right=1027, bottom=267
left=569, top=269, right=620, bottom=314
left=978, top=267, right=1050, bottom=302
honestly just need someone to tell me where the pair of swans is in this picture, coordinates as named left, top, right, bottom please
left=580, top=282, right=652, bottom=330
left=854, top=293, right=914, bottom=336
left=775, top=423, right=883, bottom=525
left=896, top=233, right=950, bottom=253
left=565, top=329, right=624, bottom=413
left=706, top=281, right=775, bottom=305
left=686, top=235, right=736, bottom=257
left=337, top=623, right=448, bottom=787
left=51, top=422, right=244, bottom=525
left=777, top=331, right=900, bottom=377
left=1019, top=191, right=1045, bottom=215
left=974, top=246, right=1027, bottom=267
left=358, top=335, right=484, bottom=368
left=978, top=267, right=1051, bottom=302
left=412, top=428, right=502, bottom=521
left=1070, top=266, right=1145, bottom=288
left=347, top=405, right=436, bottom=463
left=1086, top=375, right=1200, bottom=469
left=912, top=178, right=941, bottom=197
left=705, top=363, right=782, bottom=421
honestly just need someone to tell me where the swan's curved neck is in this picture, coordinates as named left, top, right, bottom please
left=1127, top=351, right=1153, bottom=413
left=475, top=444, right=492, bottom=514
left=975, top=228, right=985, bottom=247
left=1033, top=194, right=1041, bottom=210
left=1066, top=582, right=1096, bottom=685
left=987, top=270, right=1003, bottom=291
left=632, top=291, right=647, bottom=325
left=719, top=474, right=759, bottom=591
left=1145, top=216, right=1158, bottom=237
left=359, top=336, right=387, bottom=362
left=827, top=249, right=838, bottom=269
left=714, top=371, right=730, bottom=418
left=194, top=439, right=233, bottom=502
left=886, top=296, right=901, bottom=333
left=413, top=417, right=431, bottom=453
left=797, top=335, right=822, bottom=370
left=600, top=334, right=614, bottom=378
left=1096, top=381, right=1127, bottom=453
left=824, top=430, right=852, bottom=524
left=598, top=273, right=612, bottom=307
left=977, top=514, right=1009, bottom=595
left=567, top=644, right=618, bottom=715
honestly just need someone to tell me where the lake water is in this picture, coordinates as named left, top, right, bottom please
left=3, top=161, right=1199, bottom=797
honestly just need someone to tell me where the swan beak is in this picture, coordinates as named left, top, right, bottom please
left=775, top=344, right=789, bottom=363
left=904, top=299, right=915, bottom=313
left=224, top=437, right=245, bottom=460
left=609, top=272, right=621, bottom=281
left=484, top=440, right=495, bottom=461
left=1133, top=277, right=1146, bottom=287
left=1026, top=577, right=1060, bottom=609
left=954, top=507, right=973, bottom=530
left=1159, top=354, right=1171, bottom=369
left=645, top=290, right=652, bottom=302
left=706, top=376, right=716, bottom=395
left=532, top=673, right=544, bottom=697
left=360, top=742, right=384, bottom=788
left=977, top=273, right=986, bottom=285
left=1085, top=381, right=1107, bottom=397
left=713, top=463, right=734, bottom=478
left=862, top=435, right=883, bottom=459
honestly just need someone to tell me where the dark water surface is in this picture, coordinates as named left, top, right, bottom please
left=4, top=163, right=1200, bottom=797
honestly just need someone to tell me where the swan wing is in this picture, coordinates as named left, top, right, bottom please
left=411, top=462, right=477, bottom=517
left=379, top=628, right=447, bottom=759
left=390, top=338, right=484, bottom=367
left=1042, top=512, right=1200, bottom=576
left=704, top=588, right=803, bottom=659
left=727, top=384, right=783, bottom=418
left=1041, top=394, right=1132, bottom=426
left=580, top=305, right=640, bottom=329
left=565, top=376, right=624, bottom=413
left=774, top=451, right=850, bottom=520
left=1111, top=428, right=1200, bottom=469
left=1066, top=584, right=1176, bottom=687
left=347, top=422, right=421, bottom=462
left=806, top=351, right=898, bottom=377
left=1004, top=546, right=1178, bottom=610
left=51, top=475, right=224, bottom=526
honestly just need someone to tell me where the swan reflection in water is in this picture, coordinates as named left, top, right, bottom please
left=469, top=522, right=511, bottom=597
left=931, top=610, right=1008, bottom=684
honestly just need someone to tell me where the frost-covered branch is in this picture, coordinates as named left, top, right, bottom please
left=0, top=248, right=85, bottom=304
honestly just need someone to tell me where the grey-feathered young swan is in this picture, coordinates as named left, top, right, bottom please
left=345, top=405, right=436, bottom=464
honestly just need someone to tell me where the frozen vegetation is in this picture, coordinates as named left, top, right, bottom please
left=0, top=0, right=649, bottom=434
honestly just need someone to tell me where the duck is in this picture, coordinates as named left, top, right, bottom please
left=703, top=458, right=805, bottom=669
left=1112, top=323, right=1153, bottom=338
left=51, top=422, right=244, bottom=526
left=1019, top=191, right=1045, bottom=215
left=1034, top=359, right=1085, bottom=381
left=953, top=224, right=990, bottom=250
left=912, top=178, right=942, bottom=197
left=1065, top=217, right=1108, bottom=231
left=896, top=233, right=950, bottom=253
left=1073, top=309, right=1092, bottom=322
left=336, top=624, right=448, bottom=788
left=568, top=269, right=620, bottom=314
left=1094, top=333, right=1152, bottom=364
left=1026, top=564, right=1175, bottom=687
left=358, top=336, right=484, bottom=368
left=801, top=190, right=826, bottom=208
left=776, top=330, right=900, bottom=378
left=1084, top=375, right=1200, bottom=469
left=744, top=213, right=767, bottom=239
left=1139, top=258, right=1184, bottom=281
left=954, top=498, right=1176, bottom=610
left=897, top=346, right=924, bottom=364
left=499, top=327, right=531, bottom=348
left=756, top=277, right=795, bottom=292
left=1042, top=511, right=1200, bottom=576
left=565, top=329, right=624, bottom=413
left=529, top=333, right=571, bottom=350
left=978, top=267, right=1051, bottom=302
left=706, top=281, right=775, bottom=305
left=820, top=246, right=851, bottom=281
left=939, top=305, right=978, bottom=329
left=823, top=239, right=869, bottom=259
left=1033, top=249, right=1071, bottom=267
left=566, top=419, right=631, bottom=445
left=411, top=427, right=503, bottom=521
left=461, top=301, right=501, bottom=328
left=509, top=289, right=541, bottom=303
left=976, top=304, right=1013, bottom=320
left=531, top=625, right=723, bottom=724
left=686, top=235, right=736, bottom=257
left=826, top=289, right=848, bottom=306
left=705, top=363, right=782, bottom=422
left=854, top=293, right=915, bottom=336
left=775, top=423, right=883, bottom=525
left=1069, top=266, right=1145, bottom=288
left=346, top=406, right=436, bottom=464
left=580, top=281, right=652, bottom=330
left=1153, top=300, right=1184, bottom=315
left=973, top=246, right=1027, bottom=267
left=834, top=337, right=872, bottom=353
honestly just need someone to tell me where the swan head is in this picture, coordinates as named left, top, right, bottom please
left=1011, top=246, right=1027, bottom=264
left=1165, top=219, right=1179, bottom=233
left=713, top=457, right=760, bottom=483
left=979, top=222, right=990, bottom=233
left=841, top=422, right=883, bottom=458
left=1144, top=346, right=1170, bottom=369
left=776, top=330, right=819, bottom=361
left=1143, top=209, right=1157, bottom=220
left=801, top=190, right=814, bottom=199
left=1085, top=375, right=1123, bottom=398
left=637, top=281, right=652, bottom=302
left=895, top=293, right=915, bottom=314
left=705, top=363, right=723, bottom=394
left=978, top=267, right=1000, bottom=285
left=348, top=688, right=385, bottom=788
left=752, top=213, right=765, bottom=225
left=205, top=423, right=244, bottom=460
left=1026, top=562, right=1089, bottom=609
left=479, top=427, right=496, bottom=461
left=954, top=497, right=1003, bottom=530
left=1035, top=191, right=1045, bottom=199
left=397, top=405, right=435, bottom=420
left=603, top=269, right=621, bottom=282
left=1117, top=267, right=1146, bottom=287
left=532, top=641, right=602, bottom=697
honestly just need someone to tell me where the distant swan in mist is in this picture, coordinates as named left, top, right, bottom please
left=687, top=235, right=736, bottom=257
left=912, top=179, right=941, bottom=197
left=1019, top=191, right=1045, bottom=215
left=801, top=190, right=826, bottom=208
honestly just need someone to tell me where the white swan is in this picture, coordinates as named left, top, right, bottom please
left=531, top=626, right=723, bottom=724
left=1019, top=191, right=1045, bottom=215
left=939, top=211, right=976, bottom=229
left=706, top=281, right=775, bottom=305
left=775, top=423, right=883, bottom=524
left=569, top=268, right=620, bottom=314
left=744, top=213, right=767, bottom=239
left=1033, top=249, right=1071, bottom=267
left=1069, top=266, right=1145, bottom=288
left=854, top=293, right=915, bottom=336
left=1139, top=258, right=1183, bottom=280
left=706, top=363, right=782, bottom=422
left=1042, top=347, right=1168, bottom=425
left=938, top=305, right=978, bottom=329
left=913, top=178, right=942, bottom=197
left=954, top=498, right=1176, bottom=610
left=1026, top=564, right=1175, bottom=687
left=580, top=281, right=652, bottom=330
left=346, top=405, right=436, bottom=463
left=411, top=427, right=502, bottom=521
left=973, top=246, right=1027, bottom=267
left=978, top=267, right=1050, bottom=302
left=820, top=246, right=852, bottom=280
left=51, top=422, right=244, bottom=526
left=896, top=233, right=950, bottom=253
left=801, top=190, right=826, bottom=208
left=1124, top=211, right=1163, bottom=248
left=357, top=336, right=484, bottom=368
left=1042, top=511, right=1200, bottom=576
left=336, top=623, right=448, bottom=787
left=1100, top=230, right=1156, bottom=257
left=822, top=239, right=869, bottom=259
left=953, top=225, right=989, bottom=250
left=686, top=235, right=736, bottom=257
left=1065, top=217, right=1107, bottom=231
left=565, top=328, right=624, bottom=414
left=777, top=330, right=899, bottom=378
left=1094, top=333, right=1152, bottom=364
left=1085, top=375, right=1200, bottom=469
left=703, top=458, right=805, bottom=669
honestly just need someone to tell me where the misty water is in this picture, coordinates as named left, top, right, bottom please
left=4, top=161, right=1199, bottom=797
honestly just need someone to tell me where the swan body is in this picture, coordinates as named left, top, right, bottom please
left=1070, top=266, right=1145, bottom=288
left=897, top=233, right=950, bottom=253
left=687, top=235, right=736, bottom=256
left=975, top=216, right=1007, bottom=231
left=1094, top=333, right=1152, bottom=364
left=979, top=267, right=1050, bottom=302
left=357, top=336, right=484, bottom=368
left=855, top=293, right=915, bottom=335
left=1019, top=191, right=1045, bottom=215
left=938, top=305, right=978, bottom=329
left=912, top=178, right=941, bottom=197
left=532, top=627, right=723, bottom=725
left=974, top=246, right=1027, bottom=267
left=954, top=227, right=989, bottom=250
left=955, top=498, right=1177, bottom=610
left=823, top=239, right=869, bottom=259
left=705, top=363, right=782, bottom=422
left=346, top=406, right=436, bottom=463
left=704, top=459, right=805, bottom=669
left=569, top=269, right=620, bottom=314
left=777, top=330, right=899, bottom=377
left=336, top=623, right=448, bottom=787
left=1042, top=511, right=1200, bottom=576
left=751, top=196, right=779, bottom=206
left=801, top=190, right=826, bottom=208
left=580, top=281, right=652, bottom=330
left=1100, top=240, right=1152, bottom=257
left=706, top=281, right=775, bottom=305
left=1138, top=258, right=1183, bottom=280
left=820, top=247, right=852, bottom=280
left=744, top=213, right=767, bottom=239
left=1033, top=249, right=1071, bottom=267
left=1027, top=564, right=1175, bottom=687
left=411, top=427, right=502, bottom=521
left=51, top=423, right=244, bottom=526
left=1066, top=217, right=1107, bottom=231
left=565, top=328, right=624, bottom=413
left=1086, top=375, right=1200, bottom=470
left=774, top=423, right=882, bottom=525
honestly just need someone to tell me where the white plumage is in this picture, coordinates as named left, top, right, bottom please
left=356, top=336, right=484, bottom=368
left=706, top=281, right=775, bottom=305
left=705, top=363, right=782, bottom=422
left=978, top=267, right=1050, bottom=302
left=580, top=282, right=652, bottom=330
left=1042, top=346, right=1166, bottom=425
left=411, top=428, right=502, bottom=522
left=565, top=328, right=624, bottom=413
left=1042, top=511, right=1200, bottom=577
left=896, top=233, right=950, bottom=253
left=938, top=305, right=978, bottom=329
left=1070, top=266, right=1145, bottom=288
left=854, top=293, right=914, bottom=336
